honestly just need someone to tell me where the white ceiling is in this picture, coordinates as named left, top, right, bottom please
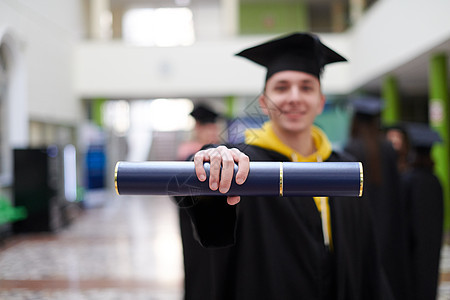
left=361, top=38, right=450, bottom=97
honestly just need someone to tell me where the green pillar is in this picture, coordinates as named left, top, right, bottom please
left=92, top=98, right=106, bottom=127
left=381, top=75, right=401, bottom=126
left=429, top=53, right=450, bottom=230
left=225, top=95, right=235, bottom=119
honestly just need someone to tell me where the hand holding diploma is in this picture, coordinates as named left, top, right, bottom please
left=193, top=146, right=250, bottom=205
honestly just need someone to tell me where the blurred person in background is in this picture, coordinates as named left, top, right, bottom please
left=344, top=97, right=410, bottom=300
left=385, top=124, right=410, bottom=174
left=177, top=104, right=221, bottom=161
left=176, top=32, right=394, bottom=300
left=176, top=103, right=222, bottom=299
left=401, top=123, right=443, bottom=300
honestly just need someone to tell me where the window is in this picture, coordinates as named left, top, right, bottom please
left=122, top=7, right=195, bottom=46
left=102, top=98, right=194, bottom=162
left=103, top=100, right=130, bottom=136
left=146, top=98, right=194, bottom=131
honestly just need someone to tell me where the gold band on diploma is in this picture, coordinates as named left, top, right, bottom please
left=115, top=162, right=120, bottom=195
left=358, top=162, right=364, bottom=197
left=279, top=162, right=284, bottom=197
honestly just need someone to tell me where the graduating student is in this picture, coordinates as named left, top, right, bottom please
left=401, top=123, right=444, bottom=300
left=344, top=97, right=410, bottom=300
left=385, top=124, right=410, bottom=174
left=176, top=103, right=222, bottom=300
left=178, top=32, right=393, bottom=300
left=177, top=104, right=221, bottom=161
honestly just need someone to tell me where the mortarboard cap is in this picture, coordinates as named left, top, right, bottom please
left=403, top=122, right=442, bottom=149
left=351, top=97, right=384, bottom=116
left=190, top=104, right=220, bottom=124
left=235, top=32, right=347, bottom=80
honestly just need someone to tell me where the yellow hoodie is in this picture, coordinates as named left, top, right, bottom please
left=244, top=121, right=332, bottom=162
left=245, top=121, right=333, bottom=249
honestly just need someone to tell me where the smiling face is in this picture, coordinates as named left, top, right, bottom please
left=259, top=70, right=325, bottom=136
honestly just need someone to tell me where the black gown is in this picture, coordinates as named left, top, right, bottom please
left=344, top=138, right=410, bottom=300
left=178, top=207, right=212, bottom=300
left=179, top=144, right=394, bottom=300
left=402, top=167, right=443, bottom=300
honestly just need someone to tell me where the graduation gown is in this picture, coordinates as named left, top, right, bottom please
left=178, top=206, right=213, bottom=300
left=179, top=144, right=393, bottom=300
left=344, top=138, right=410, bottom=300
left=402, top=167, right=443, bottom=300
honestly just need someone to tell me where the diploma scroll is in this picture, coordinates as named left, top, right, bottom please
left=115, top=161, right=363, bottom=197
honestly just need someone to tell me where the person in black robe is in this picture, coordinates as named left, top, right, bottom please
left=385, top=124, right=410, bottom=174
left=177, top=32, right=394, bottom=300
left=344, top=97, right=410, bottom=300
left=177, top=104, right=222, bottom=161
left=401, top=123, right=444, bottom=300
left=176, top=104, right=222, bottom=300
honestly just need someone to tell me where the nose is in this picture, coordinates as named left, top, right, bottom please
left=287, top=86, right=302, bottom=104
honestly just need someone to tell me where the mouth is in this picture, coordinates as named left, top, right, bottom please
left=282, top=110, right=305, bottom=118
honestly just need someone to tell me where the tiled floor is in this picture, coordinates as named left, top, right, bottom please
left=0, top=192, right=184, bottom=299
left=1, top=191, right=450, bottom=299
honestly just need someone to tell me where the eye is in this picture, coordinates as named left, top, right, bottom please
left=274, top=85, right=289, bottom=92
left=300, top=85, right=314, bottom=92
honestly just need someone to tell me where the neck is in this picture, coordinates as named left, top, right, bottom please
left=272, top=125, right=315, bottom=157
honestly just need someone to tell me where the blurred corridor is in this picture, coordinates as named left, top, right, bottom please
left=0, top=194, right=183, bottom=299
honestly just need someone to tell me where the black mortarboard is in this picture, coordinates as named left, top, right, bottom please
left=403, top=122, right=442, bottom=149
left=351, top=97, right=384, bottom=116
left=235, top=32, right=347, bottom=80
left=190, top=104, right=220, bottom=124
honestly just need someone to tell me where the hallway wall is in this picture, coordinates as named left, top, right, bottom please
left=0, top=0, right=85, bottom=126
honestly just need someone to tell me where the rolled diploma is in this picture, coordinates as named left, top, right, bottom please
left=115, top=161, right=363, bottom=197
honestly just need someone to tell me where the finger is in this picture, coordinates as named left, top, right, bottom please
left=227, top=196, right=240, bottom=205
left=217, top=146, right=235, bottom=194
left=230, top=149, right=249, bottom=185
left=193, top=151, right=209, bottom=182
left=208, top=149, right=223, bottom=191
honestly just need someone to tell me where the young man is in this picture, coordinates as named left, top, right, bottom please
left=179, top=32, right=393, bottom=300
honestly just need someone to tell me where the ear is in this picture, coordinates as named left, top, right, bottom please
left=259, top=93, right=269, bottom=116
left=317, top=92, right=326, bottom=115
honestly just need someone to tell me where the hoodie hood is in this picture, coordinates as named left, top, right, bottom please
left=244, top=121, right=332, bottom=162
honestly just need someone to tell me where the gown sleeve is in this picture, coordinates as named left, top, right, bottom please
left=180, top=195, right=237, bottom=248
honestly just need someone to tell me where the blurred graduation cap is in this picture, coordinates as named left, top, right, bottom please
left=403, top=122, right=442, bottom=149
left=351, top=97, right=384, bottom=116
left=235, top=32, right=347, bottom=80
left=190, top=104, right=220, bottom=124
